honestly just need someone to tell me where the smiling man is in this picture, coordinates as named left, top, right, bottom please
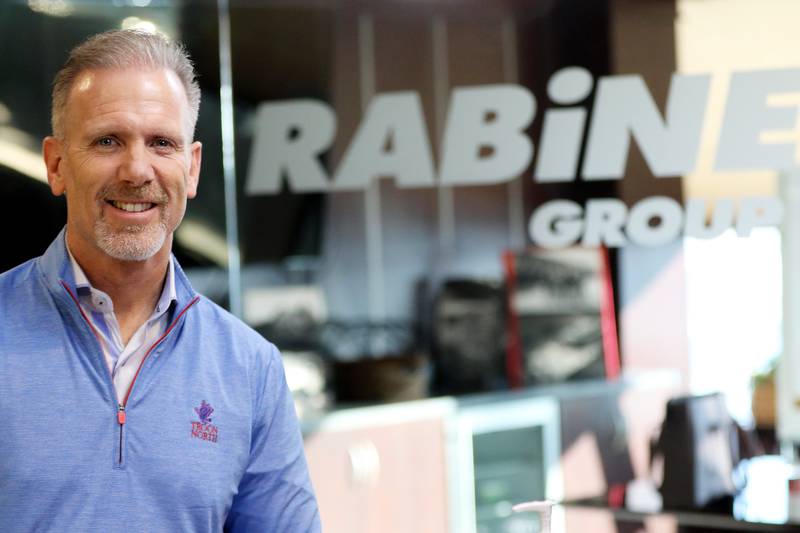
left=0, top=30, right=320, bottom=532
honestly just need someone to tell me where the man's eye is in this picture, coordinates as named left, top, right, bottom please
left=154, top=139, right=174, bottom=149
left=96, top=137, right=115, bottom=147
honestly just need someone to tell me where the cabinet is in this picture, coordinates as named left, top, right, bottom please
left=303, top=399, right=454, bottom=533
left=451, top=397, right=561, bottom=533
left=302, top=373, right=680, bottom=533
left=303, top=394, right=563, bottom=533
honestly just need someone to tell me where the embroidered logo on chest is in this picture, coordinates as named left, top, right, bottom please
left=191, top=400, right=219, bottom=443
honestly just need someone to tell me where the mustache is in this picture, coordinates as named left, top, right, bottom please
left=97, top=183, right=168, bottom=204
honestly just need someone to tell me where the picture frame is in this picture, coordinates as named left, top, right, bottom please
left=503, top=247, right=620, bottom=388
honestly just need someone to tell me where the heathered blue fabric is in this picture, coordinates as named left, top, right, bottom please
left=0, top=230, right=321, bottom=532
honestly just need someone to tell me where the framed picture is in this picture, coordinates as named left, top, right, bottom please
left=503, top=247, right=620, bottom=388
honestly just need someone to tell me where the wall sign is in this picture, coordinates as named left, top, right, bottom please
left=246, top=66, right=800, bottom=248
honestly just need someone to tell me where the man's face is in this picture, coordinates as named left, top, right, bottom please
left=44, top=67, right=201, bottom=262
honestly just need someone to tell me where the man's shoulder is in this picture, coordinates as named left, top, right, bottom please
left=0, top=258, right=47, bottom=339
left=0, top=257, right=42, bottom=294
left=191, top=295, right=279, bottom=359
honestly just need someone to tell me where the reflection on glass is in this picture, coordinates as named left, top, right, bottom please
left=473, top=427, right=546, bottom=533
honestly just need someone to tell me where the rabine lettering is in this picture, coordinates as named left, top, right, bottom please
left=245, top=66, right=799, bottom=247
left=530, top=196, right=782, bottom=248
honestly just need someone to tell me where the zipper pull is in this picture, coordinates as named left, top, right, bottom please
left=117, top=404, right=126, bottom=425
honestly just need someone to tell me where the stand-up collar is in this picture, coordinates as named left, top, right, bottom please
left=38, top=227, right=198, bottom=309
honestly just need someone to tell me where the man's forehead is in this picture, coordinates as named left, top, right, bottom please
left=64, top=66, right=193, bottom=140
left=68, top=66, right=187, bottom=102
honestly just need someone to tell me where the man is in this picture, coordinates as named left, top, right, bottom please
left=0, top=29, right=321, bottom=532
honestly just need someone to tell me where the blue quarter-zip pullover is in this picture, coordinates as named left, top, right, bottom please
left=0, top=230, right=321, bottom=532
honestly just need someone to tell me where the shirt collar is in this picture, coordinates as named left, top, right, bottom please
left=158, top=258, right=177, bottom=313
left=66, top=246, right=91, bottom=291
left=66, top=245, right=177, bottom=315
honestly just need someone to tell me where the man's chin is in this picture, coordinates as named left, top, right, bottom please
left=95, top=225, right=168, bottom=261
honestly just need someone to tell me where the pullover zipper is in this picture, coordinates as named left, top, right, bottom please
left=118, top=404, right=125, bottom=463
left=61, top=281, right=200, bottom=465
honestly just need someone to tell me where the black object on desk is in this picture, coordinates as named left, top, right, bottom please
left=652, top=393, right=743, bottom=512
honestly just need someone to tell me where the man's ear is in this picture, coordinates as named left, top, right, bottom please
left=43, top=136, right=66, bottom=196
left=186, top=140, right=202, bottom=199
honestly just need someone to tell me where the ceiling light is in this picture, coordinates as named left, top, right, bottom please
left=27, top=0, right=73, bottom=17
left=121, top=16, right=157, bottom=34
left=0, top=138, right=47, bottom=184
left=175, top=220, right=230, bottom=267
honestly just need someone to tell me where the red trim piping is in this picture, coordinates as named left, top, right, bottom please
left=60, top=280, right=200, bottom=411
left=60, top=281, right=104, bottom=341
left=122, top=295, right=200, bottom=406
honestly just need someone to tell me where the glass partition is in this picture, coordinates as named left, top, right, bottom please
left=1, top=0, right=792, bottom=428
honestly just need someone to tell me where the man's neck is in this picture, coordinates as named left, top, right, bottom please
left=66, top=231, right=172, bottom=343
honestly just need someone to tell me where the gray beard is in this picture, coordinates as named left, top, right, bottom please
left=94, top=220, right=168, bottom=261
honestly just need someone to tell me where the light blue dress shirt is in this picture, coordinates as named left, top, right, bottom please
left=67, top=246, right=177, bottom=403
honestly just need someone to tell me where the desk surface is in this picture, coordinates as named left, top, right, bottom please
left=562, top=456, right=800, bottom=532
left=561, top=506, right=800, bottom=533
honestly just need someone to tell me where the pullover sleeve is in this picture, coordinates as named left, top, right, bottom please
left=224, top=343, right=321, bottom=532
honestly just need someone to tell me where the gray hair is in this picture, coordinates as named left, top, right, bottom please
left=51, top=29, right=200, bottom=139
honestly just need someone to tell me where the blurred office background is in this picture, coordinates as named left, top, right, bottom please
left=1, top=1, right=795, bottom=531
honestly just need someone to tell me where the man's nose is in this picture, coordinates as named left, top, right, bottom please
left=118, top=143, right=155, bottom=185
